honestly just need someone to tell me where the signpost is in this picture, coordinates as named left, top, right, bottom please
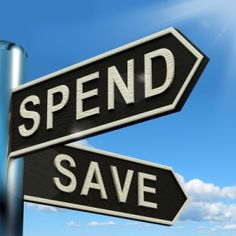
left=0, top=41, right=27, bottom=236
left=0, top=27, right=208, bottom=234
left=9, top=27, right=208, bottom=158
left=24, top=144, right=187, bottom=225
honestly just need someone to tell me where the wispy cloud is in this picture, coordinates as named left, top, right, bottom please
left=198, top=223, right=236, bottom=234
left=73, top=139, right=92, bottom=147
left=125, top=221, right=152, bottom=228
left=25, top=202, right=61, bottom=212
left=66, top=221, right=80, bottom=227
left=88, top=220, right=116, bottom=226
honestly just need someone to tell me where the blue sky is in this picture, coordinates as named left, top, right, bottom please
left=1, top=0, right=236, bottom=235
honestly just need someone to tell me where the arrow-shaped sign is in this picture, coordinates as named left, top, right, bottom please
left=9, top=28, right=208, bottom=158
left=24, top=144, right=188, bottom=225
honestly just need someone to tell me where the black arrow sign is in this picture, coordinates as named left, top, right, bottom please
left=10, top=28, right=208, bottom=158
left=24, top=144, right=188, bottom=225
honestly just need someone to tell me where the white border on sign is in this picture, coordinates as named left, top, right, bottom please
left=24, top=143, right=189, bottom=225
left=10, top=27, right=204, bottom=158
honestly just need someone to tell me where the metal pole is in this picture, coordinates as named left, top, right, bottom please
left=0, top=41, right=27, bottom=236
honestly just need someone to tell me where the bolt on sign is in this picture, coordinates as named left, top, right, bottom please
left=9, top=27, right=208, bottom=158
left=24, top=144, right=188, bottom=225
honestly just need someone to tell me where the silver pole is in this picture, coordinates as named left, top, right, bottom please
left=0, top=41, right=27, bottom=236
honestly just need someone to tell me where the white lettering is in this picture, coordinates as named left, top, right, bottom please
left=110, top=166, right=134, bottom=203
left=138, top=172, right=157, bottom=209
left=18, top=95, right=40, bottom=137
left=145, top=48, right=175, bottom=98
left=108, top=59, right=134, bottom=110
left=81, top=161, right=107, bottom=199
left=47, top=85, right=69, bottom=129
left=76, top=72, right=100, bottom=120
left=53, top=154, right=77, bottom=193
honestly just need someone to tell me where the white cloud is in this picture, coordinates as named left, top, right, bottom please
left=184, top=178, right=236, bottom=202
left=210, top=225, right=221, bottom=232
left=178, top=174, right=236, bottom=227
left=25, top=202, right=61, bottom=212
left=182, top=201, right=236, bottom=222
left=222, top=186, right=236, bottom=199
left=66, top=221, right=80, bottom=227
left=88, top=221, right=116, bottom=226
left=224, top=224, right=236, bottom=230
left=185, top=179, right=221, bottom=202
